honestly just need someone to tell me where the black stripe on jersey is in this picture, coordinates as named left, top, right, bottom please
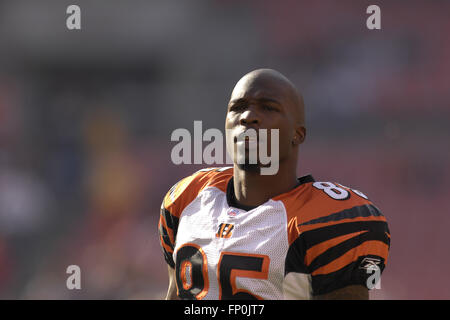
left=284, top=236, right=309, bottom=275
left=299, top=220, right=390, bottom=252
left=307, top=229, right=390, bottom=273
left=161, top=205, right=179, bottom=233
left=311, top=254, right=386, bottom=296
left=299, top=204, right=383, bottom=227
left=160, top=244, right=175, bottom=268
left=158, top=223, right=175, bottom=268
left=297, top=174, right=315, bottom=185
left=159, top=221, right=173, bottom=249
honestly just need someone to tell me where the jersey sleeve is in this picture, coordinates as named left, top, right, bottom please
left=158, top=176, right=187, bottom=268
left=285, top=203, right=390, bottom=296
left=158, top=192, right=179, bottom=268
left=157, top=167, right=233, bottom=268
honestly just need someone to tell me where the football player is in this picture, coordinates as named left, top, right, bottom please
left=158, top=69, right=390, bottom=300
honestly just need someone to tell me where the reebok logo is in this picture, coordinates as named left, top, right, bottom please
left=359, top=257, right=382, bottom=270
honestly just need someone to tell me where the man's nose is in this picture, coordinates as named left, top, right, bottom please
left=239, top=106, right=260, bottom=126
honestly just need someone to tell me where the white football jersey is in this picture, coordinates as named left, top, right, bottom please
left=158, top=167, right=390, bottom=299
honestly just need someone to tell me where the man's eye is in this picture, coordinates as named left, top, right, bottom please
left=263, top=105, right=276, bottom=111
left=230, top=105, right=245, bottom=112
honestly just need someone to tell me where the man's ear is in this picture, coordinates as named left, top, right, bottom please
left=293, top=126, right=306, bottom=145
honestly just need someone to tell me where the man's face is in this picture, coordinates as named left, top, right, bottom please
left=225, top=75, right=298, bottom=171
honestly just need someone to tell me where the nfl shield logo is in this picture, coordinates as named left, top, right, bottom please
left=227, top=209, right=238, bottom=217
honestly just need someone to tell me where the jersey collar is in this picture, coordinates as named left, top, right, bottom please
left=226, top=174, right=315, bottom=211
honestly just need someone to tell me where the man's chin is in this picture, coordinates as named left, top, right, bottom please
left=236, top=163, right=261, bottom=173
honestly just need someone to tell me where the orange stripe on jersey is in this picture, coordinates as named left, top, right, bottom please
left=163, top=167, right=233, bottom=218
left=287, top=216, right=300, bottom=246
left=311, top=240, right=389, bottom=276
left=305, top=230, right=368, bottom=266
left=159, top=233, right=174, bottom=254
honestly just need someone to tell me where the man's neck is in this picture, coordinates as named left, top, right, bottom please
left=232, top=162, right=299, bottom=208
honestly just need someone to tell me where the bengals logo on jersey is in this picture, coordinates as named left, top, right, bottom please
left=216, top=223, right=234, bottom=238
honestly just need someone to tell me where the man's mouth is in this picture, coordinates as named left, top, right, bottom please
left=234, top=132, right=262, bottom=153
left=234, top=130, right=261, bottom=144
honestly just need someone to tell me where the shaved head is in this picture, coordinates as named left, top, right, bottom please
left=226, top=68, right=307, bottom=175
left=230, top=68, right=305, bottom=127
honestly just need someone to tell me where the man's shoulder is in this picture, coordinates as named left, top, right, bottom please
left=282, top=179, right=386, bottom=230
left=162, top=167, right=233, bottom=217
left=283, top=179, right=390, bottom=291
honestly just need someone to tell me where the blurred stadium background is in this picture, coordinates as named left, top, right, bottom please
left=0, top=0, right=449, bottom=299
